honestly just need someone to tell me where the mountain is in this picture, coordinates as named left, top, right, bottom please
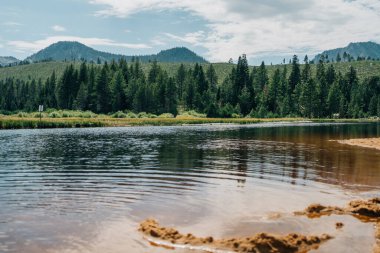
left=0, top=56, right=20, bottom=66
left=313, top=41, right=380, bottom=63
left=26, top=41, right=125, bottom=63
left=25, top=41, right=207, bottom=63
left=148, top=47, right=207, bottom=63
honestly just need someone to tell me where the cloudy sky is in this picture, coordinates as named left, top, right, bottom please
left=1, top=0, right=380, bottom=64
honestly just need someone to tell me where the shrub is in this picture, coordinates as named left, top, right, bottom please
left=17, top=112, right=28, bottom=118
left=137, top=112, right=148, bottom=118
left=126, top=112, right=137, bottom=118
left=48, top=111, right=61, bottom=118
left=112, top=111, right=128, bottom=118
left=179, top=110, right=207, bottom=118
left=80, top=111, right=97, bottom=118
left=62, top=111, right=70, bottom=118
left=158, top=113, right=174, bottom=118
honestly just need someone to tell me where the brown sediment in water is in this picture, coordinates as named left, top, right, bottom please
left=139, top=219, right=332, bottom=253
left=337, top=138, right=380, bottom=150
left=335, top=222, right=344, bottom=229
left=296, top=198, right=380, bottom=253
left=296, top=198, right=380, bottom=221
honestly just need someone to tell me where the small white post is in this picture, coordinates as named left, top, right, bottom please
left=38, top=105, right=44, bottom=122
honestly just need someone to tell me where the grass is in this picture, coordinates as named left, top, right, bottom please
left=0, top=111, right=378, bottom=130
left=1, top=60, right=380, bottom=84
left=0, top=117, right=105, bottom=129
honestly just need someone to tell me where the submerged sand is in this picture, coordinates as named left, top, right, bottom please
left=337, top=138, right=380, bottom=150
left=296, top=198, right=380, bottom=220
left=297, top=198, right=380, bottom=253
left=140, top=198, right=380, bottom=253
left=139, top=219, right=331, bottom=253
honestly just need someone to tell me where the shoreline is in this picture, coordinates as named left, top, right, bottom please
left=139, top=198, right=380, bottom=253
left=337, top=138, right=380, bottom=150
left=0, top=116, right=378, bottom=130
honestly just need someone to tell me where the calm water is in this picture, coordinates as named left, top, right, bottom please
left=0, top=122, right=379, bottom=253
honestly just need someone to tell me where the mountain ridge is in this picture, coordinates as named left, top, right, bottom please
left=25, top=41, right=207, bottom=63
left=313, top=41, right=380, bottom=62
left=0, top=56, right=20, bottom=66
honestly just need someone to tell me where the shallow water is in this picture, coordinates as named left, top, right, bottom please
left=0, top=122, right=379, bottom=253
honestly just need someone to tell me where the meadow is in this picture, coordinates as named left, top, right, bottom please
left=0, top=109, right=377, bottom=129
left=1, top=60, right=380, bottom=84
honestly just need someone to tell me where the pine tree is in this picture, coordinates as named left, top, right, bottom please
left=96, top=64, right=112, bottom=113
left=233, top=55, right=250, bottom=105
left=206, top=64, right=218, bottom=92
left=176, top=64, right=186, bottom=101
left=327, top=81, right=342, bottom=116
left=57, top=64, right=77, bottom=109
left=165, top=77, right=178, bottom=115
left=336, top=53, right=342, bottom=62
left=316, top=61, right=328, bottom=116
left=288, top=55, right=301, bottom=92
left=111, top=71, right=127, bottom=112
left=74, top=82, right=88, bottom=110
left=266, top=68, right=281, bottom=113
left=238, top=86, right=251, bottom=115
left=299, top=78, right=318, bottom=118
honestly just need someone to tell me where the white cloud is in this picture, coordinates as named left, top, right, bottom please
left=89, top=0, right=380, bottom=62
left=124, top=29, right=131, bottom=33
left=0, top=43, right=3, bottom=48
left=2, top=21, right=22, bottom=26
left=164, top=31, right=205, bottom=45
left=151, top=37, right=166, bottom=46
left=7, top=36, right=151, bottom=53
left=52, top=25, right=66, bottom=32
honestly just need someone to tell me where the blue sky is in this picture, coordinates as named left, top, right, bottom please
left=1, top=0, right=380, bottom=64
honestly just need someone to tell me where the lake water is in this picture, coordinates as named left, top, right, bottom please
left=0, top=122, right=379, bottom=253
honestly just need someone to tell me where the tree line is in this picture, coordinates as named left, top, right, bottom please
left=0, top=56, right=379, bottom=118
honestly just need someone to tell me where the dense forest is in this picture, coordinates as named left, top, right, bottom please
left=0, top=55, right=379, bottom=118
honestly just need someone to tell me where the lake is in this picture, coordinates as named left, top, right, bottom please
left=0, top=122, right=379, bottom=253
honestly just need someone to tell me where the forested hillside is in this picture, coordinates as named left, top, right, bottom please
left=0, top=56, right=379, bottom=118
left=0, top=56, right=19, bottom=66
left=1, top=59, right=380, bottom=84
left=314, top=42, right=380, bottom=63
left=25, top=41, right=207, bottom=64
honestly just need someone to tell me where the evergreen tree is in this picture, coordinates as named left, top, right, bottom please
left=299, top=78, right=318, bottom=118
left=57, top=64, right=77, bottom=109
left=327, top=80, right=342, bottom=116
left=165, top=77, right=178, bottom=115
left=74, top=82, right=88, bottom=110
left=176, top=63, right=186, bottom=101
left=96, top=64, right=112, bottom=113
left=288, top=55, right=301, bottom=92
left=111, top=71, right=127, bottom=112
left=206, top=64, right=218, bottom=92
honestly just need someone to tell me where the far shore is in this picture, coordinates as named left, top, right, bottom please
left=337, top=138, right=380, bottom=150
left=0, top=115, right=378, bottom=130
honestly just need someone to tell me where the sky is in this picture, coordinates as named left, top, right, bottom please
left=1, top=0, right=380, bottom=64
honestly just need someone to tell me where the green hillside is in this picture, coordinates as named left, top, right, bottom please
left=1, top=60, right=380, bottom=84
left=25, top=41, right=207, bottom=64
left=314, top=42, right=380, bottom=63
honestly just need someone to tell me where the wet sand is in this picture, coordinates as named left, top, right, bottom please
left=139, top=219, right=331, bottom=253
left=337, top=138, right=380, bottom=150
left=296, top=198, right=380, bottom=220
left=297, top=198, right=380, bottom=253
left=139, top=199, right=380, bottom=253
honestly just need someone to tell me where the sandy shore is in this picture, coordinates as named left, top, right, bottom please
left=140, top=198, right=380, bottom=253
left=337, top=138, right=380, bottom=150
